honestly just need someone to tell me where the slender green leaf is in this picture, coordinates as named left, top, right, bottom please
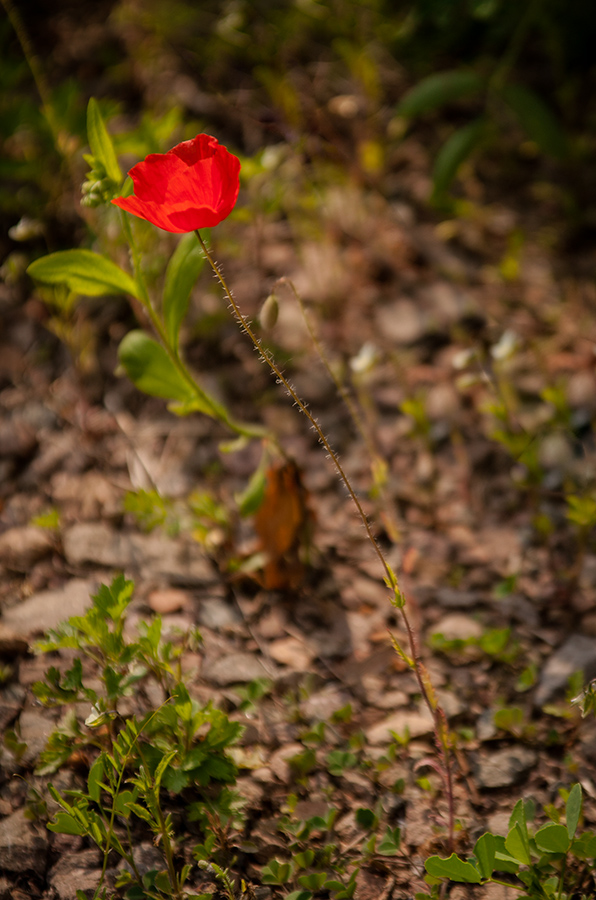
left=163, top=233, right=205, bottom=349
left=425, top=854, right=482, bottom=883
left=473, top=832, right=496, bottom=879
left=235, top=461, right=267, bottom=517
left=27, top=250, right=140, bottom=299
left=505, top=822, right=531, bottom=865
left=566, top=783, right=582, bottom=839
left=535, top=823, right=570, bottom=854
left=508, top=798, right=528, bottom=835
left=500, top=84, right=567, bottom=159
left=47, top=813, right=87, bottom=836
left=118, top=331, right=194, bottom=403
left=432, top=118, right=485, bottom=199
left=87, top=755, right=104, bottom=804
left=397, top=70, right=484, bottom=117
left=87, top=98, right=122, bottom=184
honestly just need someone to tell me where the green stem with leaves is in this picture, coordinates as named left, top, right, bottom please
left=196, top=230, right=456, bottom=850
left=120, top=212, right=268, bottom=441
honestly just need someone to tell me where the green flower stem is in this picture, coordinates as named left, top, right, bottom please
left=120, top=212, right=267, bottom=440
left=196, top=230, right=455, bottom=849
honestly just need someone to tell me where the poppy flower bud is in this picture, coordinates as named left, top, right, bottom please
left=259, top=293, right=279, bottom=331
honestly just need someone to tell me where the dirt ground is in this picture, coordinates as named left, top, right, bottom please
left=2, top=4, right=596, bottom=899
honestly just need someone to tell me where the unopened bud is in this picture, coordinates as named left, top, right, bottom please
left=259, top=293, right=279, bottom=331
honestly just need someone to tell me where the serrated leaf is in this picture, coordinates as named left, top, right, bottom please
left=425, top=853, right=482, bottom=883
left=505, top=822, right=531, bottom=865
left=118, top=330, right=194, bottom=403
left=87, top=98, right=122, bottom=184
left=473, top=832, right=496, bottom=879
left=535, top=823, right=570, bottom=854
left=566, top=783, right=582, bottom=838
left=27, top=250, right=140, bottom=299
left=500, top=83, right=567, bottom=159
left=397, top=70, right=484, bottom=117
left=163, top=233, right=205, bottom=350
left=432, top=118, right=486, bottom=199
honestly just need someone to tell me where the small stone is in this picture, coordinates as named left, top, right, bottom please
left=148, top=587, right=190, bottom=614
left=0, top=808, right=48, bottom=874
left=2, top=579, right=95, bottom=637
left=208, top=652, right=270, bottom=686
left=62, top=523, right=214, bottom=584
left=197, top=597, right=241, bottom=629
left=366, top=706, right=434, bottom=744
left=432, top=613, right=483, bottom=642
left=535, top=634, right=596, bottom=707
left=474, top=746, right=537, bottom=789
left=375, top=299, right=425, bottom=346
left=49, top=850, right=104, bottom=900
left=0, top=623, right=29, bottom=656
left=18, top=708, right=57, bottom=766
left=0, top=526, right=54, bottom=570
left=269, top=636, right=314, bottom=669
left=268, top=743, right=304, bottom=782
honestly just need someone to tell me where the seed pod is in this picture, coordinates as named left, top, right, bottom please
left=259, top=293, right=279, bottom=331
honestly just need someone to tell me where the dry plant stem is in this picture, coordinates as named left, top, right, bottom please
left=196, top=231, right=455, bottom=849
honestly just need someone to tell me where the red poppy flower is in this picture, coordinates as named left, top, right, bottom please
left=111, top=134, right=240, bottom=233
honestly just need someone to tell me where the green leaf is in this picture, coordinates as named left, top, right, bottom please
left=566, top=783, right=582, bottom=839
left=397, top=70, right=484, bottom=117
left=508, top=798, right=528, bottom=834
left=571, top=831, right=596, bottom=859
left=432, top=118, right=485, bottom=200
left=534, top=823, right=570, bottom=854
left=425, top=854, right=482, bottom=883
left=355, top=807, right=377, bottom=830
left=118, top=331, right=194, bottom=403
left=27, top=250, right=140, bottom=299
left=87, top=98, right=122, bottom=184
left=47, top=813, right=87, bottom=836
left=492, top=835, right=521, bottom=873
left=505, top=822, right=531, bottom=865
left=235, top=462, right=267, bottom=517
left=262, top=860, right=293, bottom=884
left=297, top=873, right=328, bottom=890
left=473, top=832, right=496, bottom=880
left=378, top=825, right=401, bottom=855
left=87, top=755, right=104, bottom=804
left=163, top=233, right=205, bottom=350
left=285, top=892, right=313, bottom=900
left=500, top=84, right=567, bottom=159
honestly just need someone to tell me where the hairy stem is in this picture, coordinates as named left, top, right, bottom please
left=196, top=230, right=455, bottom=848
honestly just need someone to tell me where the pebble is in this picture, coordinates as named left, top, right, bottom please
left=474, top=746, right=537, bottom=789
left=268, top=636, right=314, bottom=669
left=208, top=652, right=271, bottom=686
left=0, top=808, right=48, bottom=874
left=366, top=706, right=434, bottom=744
left=0, top=526, right=54, bottom=570
left=2, top=578, right=95, bottom=638
left=62, top=522, right=214, bottom=584
left=534, top=634, right=596, bottom=707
